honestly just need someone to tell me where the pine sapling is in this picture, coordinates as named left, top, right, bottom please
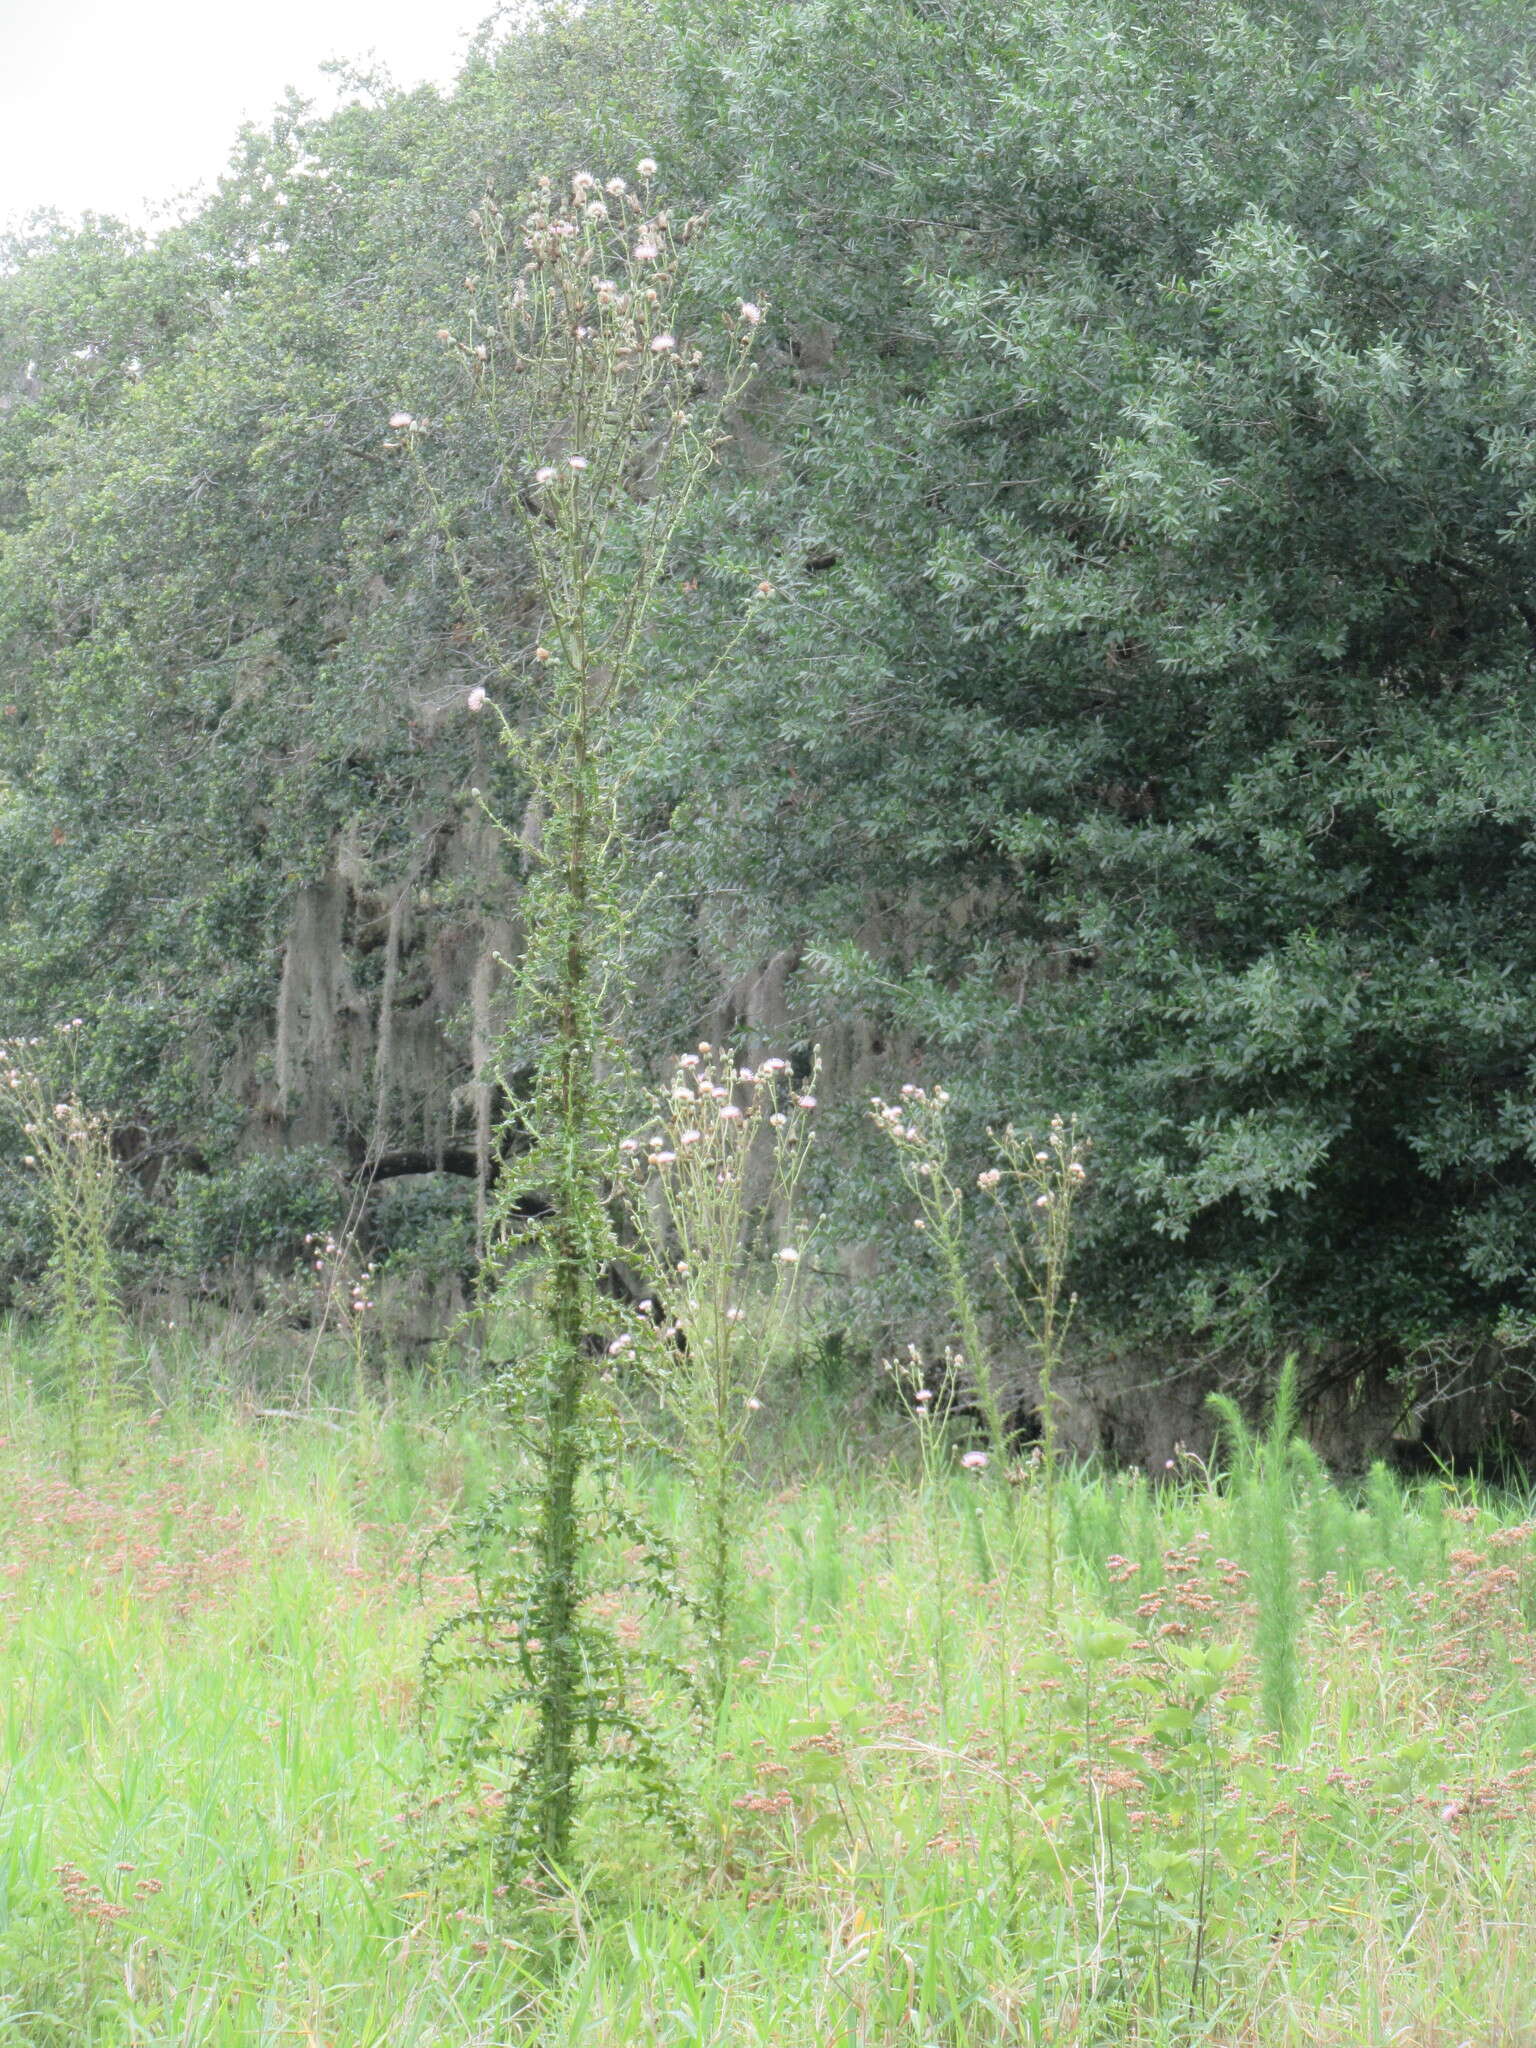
left=1209, top=1356, right=1304, bottom=1748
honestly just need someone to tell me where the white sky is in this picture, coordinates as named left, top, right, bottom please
left=0, top=0, right=499, bottom=231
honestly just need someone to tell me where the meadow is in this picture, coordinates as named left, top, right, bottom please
left=3, top=1334, right=1536, bottom=2048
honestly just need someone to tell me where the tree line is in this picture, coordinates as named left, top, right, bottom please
left=5, top=0, right=1536, bottom=1449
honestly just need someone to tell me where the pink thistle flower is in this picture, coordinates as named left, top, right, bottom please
left=466, top=687, right=487, bottom=712
left=650, top=331, right=676, bottom=351
left=961, top=1450, right=989, bottom=1471
left=637, top=157, right=658, bottom=179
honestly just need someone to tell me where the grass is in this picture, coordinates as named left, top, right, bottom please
left=4, top=1329, right=1536, bottom=2045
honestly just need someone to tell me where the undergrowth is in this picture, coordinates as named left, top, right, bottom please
left=4, top=1331, right=1536, bottom=2046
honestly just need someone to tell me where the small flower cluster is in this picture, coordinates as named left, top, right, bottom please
left=430, top=158, right=763, bottom=505
left=869, top=1081, right=952, bottom=1151
left=623, top=1046, right=814, bottom=1210
left=986, top=1114, right=1088, bottom=1213
left=303, top=1233, right=376, bottom=1319
left=1, top=1025, right=107, bottom=1158
left=53, top=1861, right=161, bottom=1926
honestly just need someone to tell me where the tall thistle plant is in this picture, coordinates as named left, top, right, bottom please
left=413, top=165, right=762, bottom=1880
left=0, top=1024, right=125, bottom=1483
left=870, top=1087, right=1011, bottom=1464
left=981, top=1116, right=1088, bottom=1618
left=627, top=1046, right=816, bottom=1720
left=872, top=1091, right=1087, bottom=1610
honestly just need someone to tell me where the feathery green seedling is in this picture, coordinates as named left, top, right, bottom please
left=1209, top=1357, right=1304, bottom=1747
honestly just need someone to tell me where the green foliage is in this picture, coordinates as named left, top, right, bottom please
left=0, top=5, right=675, bottom=1135
left=650, top=0, right=1536, bottom=1389
left=365, top=1172, right=476, bottom=1275
left=166, top=1146, right=343, bottom=1279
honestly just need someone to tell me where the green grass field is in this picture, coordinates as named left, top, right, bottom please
left=4, top=1339, right=1536, bottom=2046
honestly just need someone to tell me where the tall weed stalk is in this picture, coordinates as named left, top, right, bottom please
left=0, top=1026, right=125, bottom=1482
left=413, top=165, right=761, bottom=1879
left=626, top=1045, right=815, bottom=1719
left=982, top=1116, right=1088, bottom=1616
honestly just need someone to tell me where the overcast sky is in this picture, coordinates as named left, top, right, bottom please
left=0, top=0, right=499, bottom=231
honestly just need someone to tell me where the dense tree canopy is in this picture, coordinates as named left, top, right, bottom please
left=6, top=0, right=1536, bottom=1426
